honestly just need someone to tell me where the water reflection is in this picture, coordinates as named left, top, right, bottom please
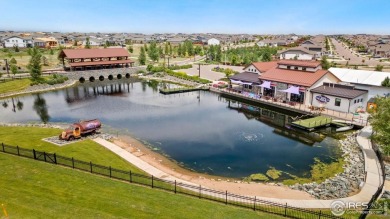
left=0, top=80, right=341, bottom=178
left=1, top=98, right=24, bottom=112
left=33, top=94, right=50, bottom=124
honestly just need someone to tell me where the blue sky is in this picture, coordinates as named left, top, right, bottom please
left=1, top=0, right=389, bottom=34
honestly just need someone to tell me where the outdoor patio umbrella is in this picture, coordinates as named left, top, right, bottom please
left=279, top=86, right=300, bottom=95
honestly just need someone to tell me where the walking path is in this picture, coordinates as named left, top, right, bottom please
left=94, top=125, right=383, bottom=209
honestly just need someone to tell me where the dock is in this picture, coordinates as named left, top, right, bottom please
left=159, top=87, right=209, bottom=95
left=291, top=116, right=332, bottom=131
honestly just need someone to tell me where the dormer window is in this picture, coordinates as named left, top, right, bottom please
left=302, top=67, right=306, bottom=71
left=287, top=66, right=291, bottom=70
left=294, top=67, right=298, bottom=70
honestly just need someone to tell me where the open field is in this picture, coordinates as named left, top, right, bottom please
left=0, top=126, right=142, bottom=173
left=0, top=153, right=283, bottom=219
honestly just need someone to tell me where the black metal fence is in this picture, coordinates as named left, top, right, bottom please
left=359, top=140, right=387, bottom=218
left=1, top=143, right=352, bottom=219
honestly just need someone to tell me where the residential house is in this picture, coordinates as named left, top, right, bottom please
left=2, top=36, right=31, bottom=48
left=207, top=38, right=220, bottom=46
left=278, top=47, right=318, bottom=60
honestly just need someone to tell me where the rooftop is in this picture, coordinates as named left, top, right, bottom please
left=329, top=67, right=390, bottom=86
left=311, top=83, right=368, bottom=99
left=230, top=72, right=261, bottom=83
left=277, top=60, right=320, bottom=68
left=259, top=67, right=328, bottom=87
left=61, top=48, right=129, bottom=59
left=252, top=61, right=278, bottom=72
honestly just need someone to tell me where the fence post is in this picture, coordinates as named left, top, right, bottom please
left=174, top=180, right=177, bottom=194
left=90, top=161, right=92, bottom=173
left=199, top=185, right=201, bottom=198
left=109, top=166, right=112, bottom=178
left=129, top=170, right=132, bottom=183
left=225, top=191, right=228, bottom=205
left=54, top=153, right=57, bottom=164
left=284, top=203, right=288, bottom=217
left=2, top=143, right=4, bottom=152
left=43, top=152, right=47, bottom=162
left=33, top=149, right=36, bottom=159
left=254, top=196, right=256, bottom=211
left=72, top=157, right=74, bottom=169
left=318, top=210, right=322, bottom=219
left=152, top=175, right=154, bottom=188
left=17, top=145, right=20, bottom=156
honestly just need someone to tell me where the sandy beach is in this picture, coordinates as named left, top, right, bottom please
left=112, top=134, right=314, bottom=200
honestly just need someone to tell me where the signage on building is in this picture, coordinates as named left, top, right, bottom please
left=316, top=95, right=330, bottom=103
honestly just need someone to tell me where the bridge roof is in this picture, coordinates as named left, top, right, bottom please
left=61, top=48, right=130, bottom=59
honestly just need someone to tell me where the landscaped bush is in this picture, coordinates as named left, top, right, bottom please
left=30, top=74, right=69, bottom=86
left=212, top=67, right=238, bottom=75
left=168, top=64, right=192, bottom=70
left=165, top=69, right=210, bottom=84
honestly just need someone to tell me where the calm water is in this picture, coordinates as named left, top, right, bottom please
left=0, top=79, right=341, bottom=179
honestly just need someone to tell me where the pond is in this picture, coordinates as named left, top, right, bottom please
left=0, top=79, right=342, bottom=180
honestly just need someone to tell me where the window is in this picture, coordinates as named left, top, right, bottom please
left=248, top=85, right=253, bottom=89
left=361, top=98, right=363, bottom=102
left=302, top=67, right=306, bottom=71
left=335, top=98, right=341, bottom=107
left=354, top=100, right=357, bottom=104
left=287, top=66, right=291, bottom=69
left=294, top=67, right=298, bottom=70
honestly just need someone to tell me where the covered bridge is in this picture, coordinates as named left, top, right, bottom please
left=59, top=48, right=134, bottom=71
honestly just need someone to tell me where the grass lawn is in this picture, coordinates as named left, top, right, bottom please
left=0, top=153, right=283, bottom=219
left=0, top=126, right=142, bottom=174
left=292, top=116, right=332, bottom=129
left=0, top=78, right=32, bottom=94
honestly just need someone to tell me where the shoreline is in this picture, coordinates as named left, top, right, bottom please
left=112, top=134, right=314, bottom=199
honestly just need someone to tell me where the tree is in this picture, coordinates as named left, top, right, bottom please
left=375, top=65, right=384, bottom=72
left=144, top=44, right=148, bottom=52
left=14, top=45, right=19, bottom=52
left=105, top=40, right=110, bottom=48
left=215, top=45, right=222, bottom=62
left=164, top=42, right=169, bottom=55
left=139, top=47, right=146, bottom=65
left=27, top=47, right=43, bottom=82
left=73, top=40, right=78, bottom=46
left=41, top=56, right=49, bottom=66
left=49, top=49, right=54, bottom=55
left=128, top=45, right=133, bottom=53
left=381, top=76, right=390, bottom=87
left=178, top=44, right=183, bottom=56
left=321, top=56, right=330, bottom=70
left=224, top=68, right=234, bottom=78
left=10, top=64, right=18, bottom=76
left=9, top=57, right=17, bottom=65
left=370, top=97, right=390, bottom=155
left=147, top=41, right=159, bottom=62
left=169, top=44, right=172, bottom=55
left=85, top=37, right=91, bottom=49
left=158, top=45, right=163, bottom=57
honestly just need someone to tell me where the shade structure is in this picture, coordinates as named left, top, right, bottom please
left=279, top=86, right=300, bottom=95
left=259, top=81, right=271, bottom=89
left=230, top=79, right=243, bottom=84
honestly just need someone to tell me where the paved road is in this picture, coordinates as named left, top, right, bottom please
left=179, top=64, right=244, bottom=81
left=331, top=38, right=390, bottom=66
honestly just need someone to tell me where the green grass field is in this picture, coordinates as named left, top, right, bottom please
left=0, top=126, right=142, bottom=173
left=292, top=116, right=332, bottom=129
left=0, top=153, right=283, bottom=219
left=0, top=78, right=32, bottom=94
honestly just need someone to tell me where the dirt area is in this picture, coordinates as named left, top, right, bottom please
left=112, top=134, right=314, bottom=200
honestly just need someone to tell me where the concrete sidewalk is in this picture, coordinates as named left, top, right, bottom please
left=93, top=125, right=383, bottom=209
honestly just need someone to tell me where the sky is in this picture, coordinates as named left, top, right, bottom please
left=1, top=0, right=390, bottom=34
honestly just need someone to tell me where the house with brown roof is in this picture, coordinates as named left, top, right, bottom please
left=58, top=48, right=134, bottom=71
left=257, top=60, right=340, bottom=105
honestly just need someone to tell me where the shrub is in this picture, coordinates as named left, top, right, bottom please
left=168, top=64, right=192, bottom=70
left=45, top=74, right=69, bottom=85
left=165, top=69, right=210, bottom=84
